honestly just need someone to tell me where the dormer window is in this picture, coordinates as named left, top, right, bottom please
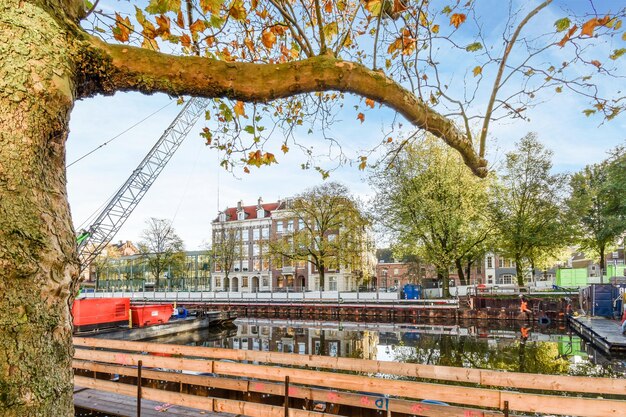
left=237, top=211, right=245, bottom=220
left=219, top=212, right=226, bottom=222
left=257, top=207, right=265, bottom=218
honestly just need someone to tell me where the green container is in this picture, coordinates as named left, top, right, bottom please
left=556, top=268, right=588, bottom=287
left=605, top=264, right=626, bottom=278
left=558, top=335, right=586, bottom=357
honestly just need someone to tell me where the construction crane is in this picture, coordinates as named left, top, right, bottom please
left=76, top=97, right=209, bottom=272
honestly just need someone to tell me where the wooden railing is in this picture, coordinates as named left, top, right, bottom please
left=73, top=337, right=626, bottom=417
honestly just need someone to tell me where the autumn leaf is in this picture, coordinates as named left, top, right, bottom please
left=281, top=143, right=289, bottom=154
left=357, top=112, right=365, bottom=123
left=262, top=30, right=276, bottom=48
left=358, top=156, right=367, bottom=171
left=155, top=15, right=171, bottom=37
left=557, top=25, right=577, bottom=47
left=431, top=24, right=440, bottom=34
left=200, top=0, right=224, bottom=15
left=364, top=0, right=383, bottom=17
left=180, top=33, right=191, bottom=48
left=243, top=166, right=250, bottom=174
left=450, top=13, right=466, bottom=29
left=146, top=0, right=180, bottom=14
left=582, top=109, right=596, bottom=117
left=472, top=66, right=482, bottom=77
left=176, top=10, right=185, bottom=28
left=201, top=127, right=213, bottom=145
left=247, top=150, right=262, bottom=167
left=365, top=98, right=375, bottom=108
left=229, top=0, right=247, bottom=20
left=386, top=137, right=393, bottom=143
left=465, top=42, right=483, bottom=52
left=324, top=0, right=332, bottom=13
left=262, top=152, right=277, bottom=165
left=555, top=86, right=562, bottom=93
left=234, top=101, right=246, bottom=117
left=554, top=17, right=571, bottom=32
left=609, top=48, right=626, bottom=60
left=581, top=18, right=600, bottom=37
left=189, top=19, right=206, bottom=37
left=113, top=14, right=133, bottom=43
left=323, top=22, right=339, bottom=39
left=591, top=60, right=602, bottom=68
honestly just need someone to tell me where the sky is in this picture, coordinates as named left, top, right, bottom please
left=66, top=1, right=626, bottom=251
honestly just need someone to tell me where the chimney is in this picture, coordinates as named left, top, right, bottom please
left=257, top=197, right=263, bottom=208
left=237, top=200, right=242, bottom=211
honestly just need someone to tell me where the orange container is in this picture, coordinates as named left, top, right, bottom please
left=131, top=304, right=173, bottom=327
left=72, top=298, right=130, bottom=329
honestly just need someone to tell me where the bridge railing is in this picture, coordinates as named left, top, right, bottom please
left=73, top=337, right=625, bottom=417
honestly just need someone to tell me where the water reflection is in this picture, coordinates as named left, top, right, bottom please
left=148, top=319, right=626, bottom=377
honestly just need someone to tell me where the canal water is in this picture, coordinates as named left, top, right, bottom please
left=148, top=318, right=626, bottom=377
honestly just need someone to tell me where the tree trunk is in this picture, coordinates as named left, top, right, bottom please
left=599, top=244, right=605, bottom=274
left=455, top=258, right=466, bottom=286
left=465, top=259, right=473, bottom=286
left=0, top=2, right=79, bottom=415
left=515, top=256, right=524, bottom=286
left=318, top=260, right=325, bottom=290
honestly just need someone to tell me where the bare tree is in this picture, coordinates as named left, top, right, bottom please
left=211, top=227, right=239, bottom=290
left=138, top=218, right=185, bottom=288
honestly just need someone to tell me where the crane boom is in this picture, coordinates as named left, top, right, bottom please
left=77, top=97, right=209, bottom=271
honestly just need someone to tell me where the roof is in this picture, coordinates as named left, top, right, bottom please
left=214, top=201, right=284, bottom=222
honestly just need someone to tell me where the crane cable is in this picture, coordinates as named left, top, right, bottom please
left=67, top=99, right=174, bottom=168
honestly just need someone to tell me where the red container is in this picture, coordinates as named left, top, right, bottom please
left=72, top=298, right=130, bottom=330
left=131, top=304, right=173, bottom=327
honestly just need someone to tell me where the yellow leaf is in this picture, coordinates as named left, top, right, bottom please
left=431, top=24, right=440, bottom=34
left=262, top=30, right=276, bottom=48
left=357, top=112, right=365, bottom=123
left=450, top=13, right=466, bottom=29
left=155, top=15, right=171, bottom=38
left=281, top=143, right=289, bottom=154
left=591, top=60, right=602, bottom=68
left=581, top=18, right=599, bottom=37
left=262, top=152, right=277, bottom=165
left=472, top=66, right=482, bottom=77
left=234, top=101, right=245, bottom=117
left=200, top=0, right=223, bottom=15
left=365, top=98, right=375, bottom=108
left=358, top=156, right=367, bottom=170
left=622, top=32, right=626, bottom=41
left=229, top=0, right=247, bottom=20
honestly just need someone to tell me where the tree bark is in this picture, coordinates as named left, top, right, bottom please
left=515, top=256, right=524, bottom=286
left=455, top=258, right=466, bottom=286
left=599, top=244, right=605, bottom=273
left=0, top=2, right=79, bottom=415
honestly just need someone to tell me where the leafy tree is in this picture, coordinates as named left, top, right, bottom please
left=137, top=218, right=185, bottom=288
left=269, top=182, right=370, bottom=290
left=211, top=227, right=239, bottom=290
left=491, top=134, right=570, bottom=286
left=568, top=146, right=626, bottom=271
left=2, top=0, right=625, bottom=414
left=371, top=136, right=493, bottom=296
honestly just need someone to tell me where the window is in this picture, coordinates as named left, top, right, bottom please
left=262, top=276, right=269, bottom=287
left=276, top=222, right=283, bottom=233
left=253, top=228, right=260, bottom=241
left=254, top=259, right=261, bottom=271
left=298, top=219, right=305, bottom=230
left=328, top=276, right=337, bottom=291
left=497, top=274, right=513, bottom=285
left=487, top=256, right=493, bottom=268
left=242, top=229, right=249, bottom=242
left=498, top=259, right=504, bottom=268
left=215, top=277, right=222, bottom=287
left=262, top=259, right=270, bottom=271
left=219, top=212, right=226, bottom=222
left=237, top=211, right=245, bottom=220
left=214, top=262, right=222, bottom=272
left=242, top=276, right=249, bottom=287
left=253, top=244, right=260, bottom=256
left=394, top=268, right=399, bottom=276
left=287, top=220, right=294, bottom=232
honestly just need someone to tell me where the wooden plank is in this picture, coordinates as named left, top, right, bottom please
left=74, top=387, right=214, bottom=417
left=74, top=337, right=626, bottom=395
left=73, top=360, right=505, bottom=417
left=74, top=349, right=626, bottom=415
left=74, top=377, right=346, bottom=417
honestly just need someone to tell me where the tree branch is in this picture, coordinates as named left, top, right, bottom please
left=82, top=36, right=488, bottom=177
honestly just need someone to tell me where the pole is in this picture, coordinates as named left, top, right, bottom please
left=284, top=376, right=290, bottom=417
left=137, top=360, right=143, bottom=417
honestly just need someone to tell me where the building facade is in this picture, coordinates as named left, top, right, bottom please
left=211, top=198, right=374, bottom=293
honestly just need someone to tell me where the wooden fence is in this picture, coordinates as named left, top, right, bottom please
left=73, top=337, right=626, bottom=417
